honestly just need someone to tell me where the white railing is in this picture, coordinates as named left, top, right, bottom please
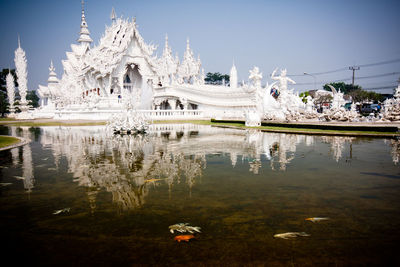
left=53, top=109, right=205, bottom=121
left=144, top=109, right=203, bottom=120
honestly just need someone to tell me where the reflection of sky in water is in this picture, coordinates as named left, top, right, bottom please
left=5, top=124, right=400, bottom=211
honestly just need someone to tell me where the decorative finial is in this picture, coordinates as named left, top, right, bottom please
left=110, top=7, right=116, bottom=22
left=186, top=38, right=190, bottom=50
left=18, top=35, right=21, bottom=48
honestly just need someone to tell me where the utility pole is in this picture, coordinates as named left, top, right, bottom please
left=349, top=66, right=360, bottom=88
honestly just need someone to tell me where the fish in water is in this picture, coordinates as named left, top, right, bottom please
left=14, top=176, right=25, bottom=180
left=274, top=232, right=310, bottom=239
left=169, top=223, right=201, bottom=234
left=36, top=164, right=47, bottom=168
left=0, top=183, right=12, bottom=187
left=48, top=168, right=57, bottom=171
left=144, top=178, right=163, bottom=183
left=53, top=208, right=70, bottom=215
left=305, top=217, right=329, bottom=223
left=174, top=235, right=195, bottom=242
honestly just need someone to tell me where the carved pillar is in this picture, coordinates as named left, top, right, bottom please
left=169, top=99, right=177, bottom=110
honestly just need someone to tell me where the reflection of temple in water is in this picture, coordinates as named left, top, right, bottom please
left=36, top=124, right=319, bottom=210
left=9, top=127, right=35, bottom=193
left=386, top=138, right=400, bottom=165
left=7, top=123, right=398, bottom=211
left=321, top=136, right=355, bottom=162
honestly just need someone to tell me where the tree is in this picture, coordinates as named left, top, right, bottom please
left=323, top=82, right=361, bottom=94
left=323, top=82, right=384, bottom=103
left=204, top=72, right=230, bottom=85
left=314, top=94, right=333, bottom=106
left=348, top=89, right=384, bottom=103
left=299, top=91, right=310, bottom=103
left=27, top=90, right=39, bottom=108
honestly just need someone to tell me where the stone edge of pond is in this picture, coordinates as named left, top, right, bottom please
left=0, top=136, right=30, bottom=151
left=210, top=124, right=400, bottom=138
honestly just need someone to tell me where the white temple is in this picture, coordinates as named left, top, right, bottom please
left=33, top=2, right=306, bottom=122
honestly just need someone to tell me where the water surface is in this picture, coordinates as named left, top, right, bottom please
left=0, top=124, right=399, bottom=266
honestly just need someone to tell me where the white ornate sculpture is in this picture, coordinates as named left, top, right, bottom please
left=14, top=37, right=30, bottom=113
left=177, top=39, right=201, bottom=84
left=271, top=68, right=296, bottom=93
left=6, top=71, right=16, bottom=115
left=381, top=84, right=400, bottom=121
left=249, top=66, right=262, bottom=89
left=157, top=34, right=179, bottom=86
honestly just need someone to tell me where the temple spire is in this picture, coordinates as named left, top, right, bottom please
left=230, top=60, right=238, bottom=88
left=77, top=0, right=93, bottom=46
left=110, top=7, right=116, bottom=22
left=165, top=34, right=169, bottom=49
left=48, top=60, right=58, bottom=84
left=186, top=38, right=190, bottom=51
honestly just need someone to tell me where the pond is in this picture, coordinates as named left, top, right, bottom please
left=0, top=124, right=399, bottom=266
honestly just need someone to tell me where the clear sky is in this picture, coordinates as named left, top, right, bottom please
left=1, top=0, right=399, bottom=93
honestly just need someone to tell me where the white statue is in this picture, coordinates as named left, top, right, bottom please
left=305, top=95, right=314, bottom=112
left=271, top=68, right=296, bottom=93
left=249, top=66, right=262, bottom=89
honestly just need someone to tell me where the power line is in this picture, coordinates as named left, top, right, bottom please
left=288, top=58, right=400, bottom=76
left=359, top=58, right=400, bottom=68
left=363, top=85, right=397, bottom=90
left=294, top=71, right=400, bottom=85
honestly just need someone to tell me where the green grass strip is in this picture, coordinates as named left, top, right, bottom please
left=208, top=121, right=399, bottom=137
left=0, top=136, right=21, bottom=148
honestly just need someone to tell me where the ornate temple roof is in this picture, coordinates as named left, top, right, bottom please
left=83, top=17, right=158, bottom=78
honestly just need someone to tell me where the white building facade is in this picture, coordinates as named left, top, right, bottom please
left=35, top=3, right=307, bottom=121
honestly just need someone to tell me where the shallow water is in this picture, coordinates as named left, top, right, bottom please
left=0, top=124, right=399, bottom=266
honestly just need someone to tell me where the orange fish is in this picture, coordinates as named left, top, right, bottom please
left=174, top=235, right=195, bottom=242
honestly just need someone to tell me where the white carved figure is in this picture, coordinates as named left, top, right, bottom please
left=249, top=66, right=262, bottom=89
left=6, top=71, right=16, bottom=116
left=382, top=84, right=400, bottom=121
left=320, top=84, right=359, bottom=122
left=271, top=68, right=296, bottom=93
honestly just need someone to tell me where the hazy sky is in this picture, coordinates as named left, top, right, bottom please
left=1, top=0, right=399, bottom=93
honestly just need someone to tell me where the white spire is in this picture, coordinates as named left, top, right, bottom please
left=14, top=38, right=29, bottom=110
left=110, top=7, right=116, bottom=22
left=48, top=60, right=58, bottom=84
left=77, top=0, right=93, bottom=46
left=6, top=70, right=16, bottom=114
left=230, top=60, right=238, bottom=88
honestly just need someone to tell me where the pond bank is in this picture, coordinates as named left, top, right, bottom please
left=1, top=118, right=400, bottom=137
left=0, top=136, right=30, bottom=151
